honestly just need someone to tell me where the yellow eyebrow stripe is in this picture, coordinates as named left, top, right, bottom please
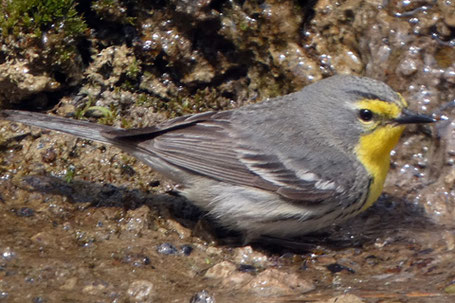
left=397, top=93, right=408, bottom=107
left=355, top=99, right=402, bottom=119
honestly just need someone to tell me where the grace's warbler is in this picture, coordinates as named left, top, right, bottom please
left=0, top=75, right=435, bottom=242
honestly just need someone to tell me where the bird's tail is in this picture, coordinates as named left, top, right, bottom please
left=0, top=110, right=117, bottom=145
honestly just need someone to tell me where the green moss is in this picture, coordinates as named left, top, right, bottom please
left=121, top=59, right=142, bottom=91
left=0, top=0, right=86, bottom=37
left=120, top=117, right=132, bottom=129
left=126, top=58, right=141, bottom=79
left=91, top=0, right=135, bottom=25
left=445, top=284, right=455, bottom=294
left=89, top=104, right=118, bottom=125
left=0, top=0, right=87, bottom=64
left=64, top=164, right=76, bottom=183
left=74, top=96, right=94, bottom=120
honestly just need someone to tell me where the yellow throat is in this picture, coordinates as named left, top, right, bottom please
left=354, top=99, right=407, bottom=211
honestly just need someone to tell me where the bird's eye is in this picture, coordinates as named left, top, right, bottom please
left=359, top=109, right=373, bottom=122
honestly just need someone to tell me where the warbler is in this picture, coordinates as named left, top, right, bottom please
left=0, top=75, right=435, bottom=242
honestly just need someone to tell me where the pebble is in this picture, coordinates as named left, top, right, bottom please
left=166, top=219, right=192, bottom=239
left=30, top=232, right=56, bottom=247
left=232, top=246, right=269, bottom=267
left=0, top=292, right=8, bottom=300
left=221, top=271, right=252, bottom=287
left=60, top=277, right=78, bottom=290
left=15, top=207, right=35, bottom=217
left=326, top=263, right=355, bottom=274
left=243, top=268, right=314, bottom=296
left=204, top=261, right=236, bottom=279
left=122, top=253, right=151, bottom=267
left=205, top=246, right=222, bottom=256
left=190, top=290, right=216, bottom=303
left=1, top=247, right=16, bottom=261
left=315, top=294, right=364, bottom=303
left=156, top=243, right=178, bottom=255
left=82, top=281, right=107, bottom=295
left=237, top=264, right=257, bottom=273
left=127, top=280, right=155, bottom=301
left=32, top=297, right=45, bottom=303
left=180, top=245, right=193, bottom=256
left=122, top=206, right=152, bottom=234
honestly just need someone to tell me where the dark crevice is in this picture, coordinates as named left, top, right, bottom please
left=9, top=90, right=65, bottom=111
left=209, top=0, right=229, bottom=12
left=76, top=38, right=93, bottom=66
left=298, top=0, right=318, bottom=29
left=75, top=0, right=139, bottom=47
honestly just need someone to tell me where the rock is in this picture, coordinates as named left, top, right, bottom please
left=60, top=277, right=78, bottom=290
left=316, top=294, right=364, bottom=303
left=82, top=281, right=108, bottom=295
left=127, top=280, right=155, bottom=301
left=156, top=243, right=178, bottom=255
left=232, top=246, right=269, bottom=267
left=121, top=206, right=152, bottom=234
left=86, top=44, right=138, bottom=88
left=242, top=268, right=314, bottom=297
left=204, top=261, right=236, bottom=279
left=189, top=290, right=216, bottom=303
left=31, top=232, right=56, bottom=247
left=0, top=60, right=59, bottom=107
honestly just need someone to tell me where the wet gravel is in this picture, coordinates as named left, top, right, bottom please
left=1, top=0, right=455, bottom=302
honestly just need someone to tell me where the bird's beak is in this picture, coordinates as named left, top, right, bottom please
left=394, top=108, right=436, bottom=124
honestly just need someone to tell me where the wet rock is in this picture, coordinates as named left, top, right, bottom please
left=220, top=271, right=252, bottom=288
left=60, top=277, right=78, bottom=290
left=180, top=245, right=193, bottom=256
left=1, top=0, right=455, bottom=302
left=189, top=290, right=216, bottom=303
left=316, top=255, right=337, bottom=265
left=205, top=246, right=223, bottom=256
left=82, top=280, right=108, bottom=295
left=139, top=72, right=180, bottom=100
left=439, top=0, right=455, bottom=27
left=121, top=253, right=152, bottom=267
left=121, top=206, right=152, bottom=234
left=86, top=44, right=138, bottom=89
left=0, top=247, right=16, bottom=261
left=31, top=232, right=56, bottom=248
left=242, top=268, right=314, bottom=297
left=237, top=264, right=257, bottom=273
left=32, top=297, right=44, bottom=303
left=204, top=261, right=236, bottom=279
left=316, top=294, right=364, bottom=303
left=166, top=219, right=192, bottom=239
left=204, top=260, right=254, bottom=288
left=0, top=61, right=60, bottom=107
left=0, top=292, right=8, bottom=300
left=41, top=148, right=57, bottom=164
left=326, top=263, right=356, bottom=274
left=156, top=243, right=178, bottom=255
left=172, top=0, right=214, bottom=20
left=232, top=246, right=269, bottom=267
left=127, top=280, right=155, bottom=301
left=13, top=207, right=35, bottom=217
left=443, top=231, right=455, bottom=251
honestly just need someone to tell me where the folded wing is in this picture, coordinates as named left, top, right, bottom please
left=104, top=111, right=340, bottom=203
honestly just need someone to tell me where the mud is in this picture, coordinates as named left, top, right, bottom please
left=1, top=0, right=455, bottom=302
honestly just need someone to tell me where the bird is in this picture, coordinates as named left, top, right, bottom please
left=0, top=75, right=435, bottom=242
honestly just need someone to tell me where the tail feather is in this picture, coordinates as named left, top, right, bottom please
left=0, top=110, right=117, bottom=145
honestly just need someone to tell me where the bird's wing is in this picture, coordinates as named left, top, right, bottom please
left=104, top=111, right=342, bottom=203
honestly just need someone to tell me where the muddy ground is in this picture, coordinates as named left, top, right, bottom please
left=1, top=0, right=455, bottom=302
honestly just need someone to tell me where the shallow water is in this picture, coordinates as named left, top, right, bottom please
left=1, top=0, right=455, bottom=302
